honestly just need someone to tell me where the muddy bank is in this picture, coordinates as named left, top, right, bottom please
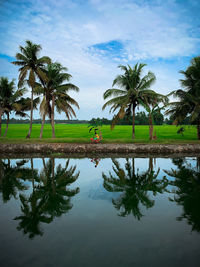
left=0, top=143, right=200, bottom=157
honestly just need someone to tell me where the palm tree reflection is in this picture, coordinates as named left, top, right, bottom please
left=164, top=157, right=200, bottom=232
left=0, top=159, right=31, bottom=202
left=14, top=158, right=80, bottom=239
left=102, top=158, right=168, bottom=220
left=14, top=193, right=52, bottom=239
left=38, top=158, right=80, bottom=218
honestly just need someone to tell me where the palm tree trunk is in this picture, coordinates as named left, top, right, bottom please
left=149, top=113, right=153, bottom=140
left=51, top=95, right=55, bottom=138
left=31, top=158, right=35, bottom=192
left=26, top=87, right=34, bottom=139
left=0, top=110, right=2, bottom=137
left=52, top=158, right=55, bottom=193
left=132, top=158, right=135, bottom=177
left=197, top=121, right=200, bottom=140
left=132, top=105, right=136, bottom=139
left=3, top=113, right=9, bottom=137
left=148, top=158, right=153, bottom=172
left=196, top=157, right=200, bottom=171
left=39, top=114, right=46, bottom=139
left=42, top=158, right=46, bottom=171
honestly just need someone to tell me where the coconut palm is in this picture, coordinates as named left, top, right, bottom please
left=166, top=56, right=200, bottom=139
left=11, top=40, right=51, bottom=138
left=37, top=158, right=80, bottom=218
left=0, top=77, right=29, bottom=137
left=143, top=94, right=168, bottom=140
left=102, top=158, right=168, bottom=219
left=102, top=64, right=158, bottom=139
left=35, top=62, right=79, bottom=138
left=164, top=158, right=200, bottom=232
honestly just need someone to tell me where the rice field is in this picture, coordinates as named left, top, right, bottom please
left=0, top=124, right=199, bottom=144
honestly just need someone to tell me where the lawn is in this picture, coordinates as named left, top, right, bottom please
left=0, top=124, right=199, bottom=144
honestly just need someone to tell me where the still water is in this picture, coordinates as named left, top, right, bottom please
left=0, top=156, right=200, bottom=267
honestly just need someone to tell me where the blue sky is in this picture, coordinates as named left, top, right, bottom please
left=0, top=0, right=199, bottom=119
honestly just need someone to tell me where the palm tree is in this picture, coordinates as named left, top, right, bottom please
left=102, top=64, right=157, bottom=139
left=35, top=62, right=79, bottom=138
left=102, top=158, right=168, bottom=219
left=0, top=77, right=28, bottom=137
left=164, top=158, right=200, bottom=232
left=143, top=95, right=168, bottom=140
left=166, top=56, right=200, bottom=139
left=11, top=40, right=51, bottom=138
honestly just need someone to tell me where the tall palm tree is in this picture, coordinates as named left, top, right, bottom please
left=166, top=56, right=200, bottom=139
left=102, top=158, right=168, bottom=219
left=11, top=40, right=51, bottom=138
left=102, top=64, right=157, bottom=139
left=35, top=62, right=79, bottom=138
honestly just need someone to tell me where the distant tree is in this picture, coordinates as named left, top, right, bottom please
left=153, top=110, right=164, bottom=125
left=12, top=40, right=51, bottom=138
left=102, top=63, right=158, bottom=139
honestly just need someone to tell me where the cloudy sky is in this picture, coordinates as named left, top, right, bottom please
left=0, top=0, right=199, bottom=120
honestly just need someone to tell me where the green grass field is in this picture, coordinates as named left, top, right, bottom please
left=0, top=124, right=199, bottom=144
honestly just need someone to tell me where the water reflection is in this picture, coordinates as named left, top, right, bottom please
left=164, top=157, right=200, bottom=232
left=0, top=159, right=32, bottom=202
left=14, top=192, right=53, bottom=239
left=102, top=158, right=169, bottom=219
left=37, top=158, right=80, bottom=218
left=1, top=156, right=200, bottom=240
left=90, top=158, right=101, bottom=168
left=0, top=158, right=80, bottom=239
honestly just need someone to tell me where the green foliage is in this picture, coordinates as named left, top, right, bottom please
left=102, top=63, right=163, bottom=140
left=166, top=56, right=200, bottom=138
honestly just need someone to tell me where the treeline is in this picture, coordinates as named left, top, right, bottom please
left=1, top=118, right=89, bottom=124
left=89, top=112, right=191, bottom=126
left=89, top=112, right=163, bottom=125
left=3, top=113, right=191, bottom=125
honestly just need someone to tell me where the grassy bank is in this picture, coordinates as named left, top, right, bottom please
left=0, top=124, right=199, bottom=144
